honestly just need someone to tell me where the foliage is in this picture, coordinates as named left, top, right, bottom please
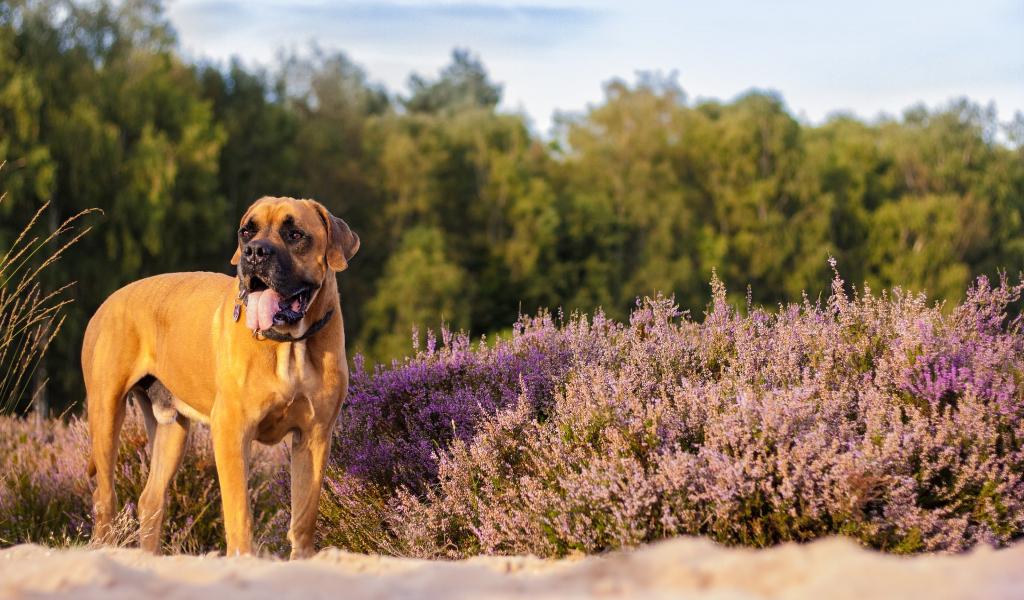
left=360, top=226, right=471, bottom=360
left=405, top=48, right=502, bottom=115
left=313, top=270, right=1024, bottom=557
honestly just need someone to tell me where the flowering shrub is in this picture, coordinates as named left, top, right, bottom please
left=320, top=271, right=1024, bottom=557
left=0, top=407, right=286, bottom=553
left=334, top=316, right=574, bottom=491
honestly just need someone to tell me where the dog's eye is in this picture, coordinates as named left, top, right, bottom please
left=289, top=230, right=305, bottom=241
left=239, top=228, right=252, bottom=239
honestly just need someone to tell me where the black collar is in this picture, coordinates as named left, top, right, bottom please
left=254, top=309, right=334, bottom=343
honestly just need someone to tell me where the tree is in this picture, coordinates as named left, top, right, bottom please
left=404, top=48, right=501, bottom=115
left=361, top=226, right=468, bottom=361
left=0, top=0, right=226, bottom=408
left=199, top=59, right=301, bottom=219
left=4, top=3, right=1024, bottom=408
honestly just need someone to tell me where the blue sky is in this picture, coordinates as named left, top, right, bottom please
left=166, top=0, right=1024, bottom=134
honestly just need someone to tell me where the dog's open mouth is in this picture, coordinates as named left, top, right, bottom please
left=244, top=277, right=312, bottom=330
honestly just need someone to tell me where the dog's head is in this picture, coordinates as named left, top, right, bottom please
left=231, top=196, right=359, bottom=330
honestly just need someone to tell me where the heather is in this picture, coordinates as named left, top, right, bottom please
left=318, top=270, right=1024, bottom=557
left=0, top=408, right=287, bottom=553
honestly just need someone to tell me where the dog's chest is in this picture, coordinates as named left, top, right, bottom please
left=251, top=342, right=328, bottom=443
left=274, top=340, right=317, bottom=392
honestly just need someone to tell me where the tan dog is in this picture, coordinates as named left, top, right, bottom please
left=82, top=196, right=359, bottom=558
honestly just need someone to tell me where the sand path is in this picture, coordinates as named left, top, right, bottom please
left=1, top=537, right=1021, bottom=599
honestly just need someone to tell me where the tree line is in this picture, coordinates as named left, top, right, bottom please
left=2, top=0, right=1023, bottom=413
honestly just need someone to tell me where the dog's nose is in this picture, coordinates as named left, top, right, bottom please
left=243, top=240, right=275, bottom=263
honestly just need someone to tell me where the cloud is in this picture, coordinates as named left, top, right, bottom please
left=171, top=1, right=603, bottom=50
left=167, top=0, right=1023, bottom=135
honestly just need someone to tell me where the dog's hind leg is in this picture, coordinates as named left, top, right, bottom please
left=86, top=379, right=129, bottom=545
left=138, top=397, right=189, bottom=554
left=83, top=315, right=143, bottom=546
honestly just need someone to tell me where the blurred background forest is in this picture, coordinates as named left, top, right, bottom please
left=2, top=0, right=1023, bottom=414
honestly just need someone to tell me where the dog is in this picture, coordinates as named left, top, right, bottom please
left=82, top=196, right=359, bottom=558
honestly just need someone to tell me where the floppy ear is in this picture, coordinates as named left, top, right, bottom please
left=313, top=202, right=360, bottom=272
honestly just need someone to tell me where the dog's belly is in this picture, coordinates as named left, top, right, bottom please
left=149, top=382, right=308, bottom=439
left=146, top=380, right=316, bottom=441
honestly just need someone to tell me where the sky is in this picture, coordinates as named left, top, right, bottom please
left=166, top=0, right=1024, bottom=135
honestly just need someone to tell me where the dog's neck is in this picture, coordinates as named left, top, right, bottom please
left=302, top=273, right=340, bottom=333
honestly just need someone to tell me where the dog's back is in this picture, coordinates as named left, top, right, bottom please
left=82, top=272, right=233, bottom=391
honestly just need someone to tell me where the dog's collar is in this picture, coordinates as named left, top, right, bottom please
left=254, top=309, right=334, bottom=343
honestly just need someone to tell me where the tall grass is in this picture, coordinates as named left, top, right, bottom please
left=0, top=175, right=98, bottom=415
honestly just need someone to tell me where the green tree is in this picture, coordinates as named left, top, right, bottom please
left=199, top=59, right=301, bottom=218
left=405, top=48, right=501, bottom=115
left=0, top=0, right=226, bottom=407
left=4, top=1, right=1024, bottom=407
left=865, top=194, right=984, bottom=301
left=358, top=53, right=555, bottom=358
left=361, top=226, right=468, bottom=360
left=556, top=76, right=704, bottom=315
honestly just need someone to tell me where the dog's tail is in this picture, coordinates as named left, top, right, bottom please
left=85, top=394, right=96, bottom=479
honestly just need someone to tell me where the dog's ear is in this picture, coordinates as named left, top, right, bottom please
left=312, top=202, right=360, bottom=272
left=231, top=206, right=252, bottom=266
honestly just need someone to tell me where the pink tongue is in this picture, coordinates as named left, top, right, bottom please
left=245, top=289, right=283, bottom=331
left=245, top=291, right=261, bottom=330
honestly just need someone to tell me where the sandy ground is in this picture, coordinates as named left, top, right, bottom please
left=1, top=537, right=1022, bottom=600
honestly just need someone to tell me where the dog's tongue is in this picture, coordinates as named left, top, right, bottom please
left=245, top=289, right=283, bottom=331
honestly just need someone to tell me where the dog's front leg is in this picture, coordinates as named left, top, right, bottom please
left=211, top=402, right=255, bottom=556
left=288, top=421, right=334, bottom=559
